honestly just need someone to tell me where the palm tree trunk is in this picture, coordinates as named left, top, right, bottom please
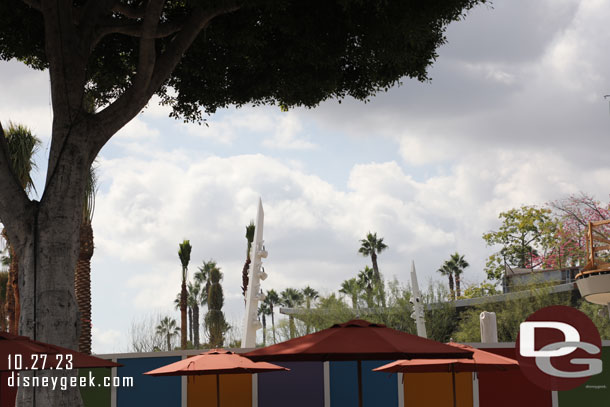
left=370, top=252, right=386, bottom=307
left=193, top=304, right=200, bottom=348
left=455, top=274, right=461, bottom=298
left=167, top=333, right=171, bottom=351
left=180, top=279, right=187, bottom=349
left=188, top=306, right=193, bottom=345
left=371, top=252, right=380, bottom=282
left=74, top=221, right=93, bottom=354
left=261, top=313, right=266, bottom=346
left=288, top=315, right=295, bottom=339
left=271, top=307, right=276, bottom=343
left=448, top=273, right=455, bottom=300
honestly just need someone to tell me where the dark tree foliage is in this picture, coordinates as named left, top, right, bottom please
left=0, top=0, right=485, bottom=122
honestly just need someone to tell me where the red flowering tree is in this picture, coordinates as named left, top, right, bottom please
left=538, top=193, right=610, bottom=268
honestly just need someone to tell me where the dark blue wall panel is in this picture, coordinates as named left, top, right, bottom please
left=330, top=361, right=398, bottom=407
left=117, top=356, right=182, bottom=407
left=258, top=361, right=324, bottom=407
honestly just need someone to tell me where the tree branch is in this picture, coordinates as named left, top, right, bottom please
left=20, top=0, right=41, bottom=11
left=79, top=0, right=118, bottom=42
left=95, top=20, right=183, bottom=41
left=92, top=3, right=241, bottom=155
left=112, top=2, right=147, bottom=19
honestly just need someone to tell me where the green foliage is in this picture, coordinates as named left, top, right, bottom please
left=82, top=164, right=98, bottom=223
left=3, top=122, right=40, bottom=193
left=460, top=282, right=500, bottom=299
left=358, top=232, right=388, bottom=261
left=453, top=283, right=572, bottom=342
left=302, top=286, right=319, bottom=309
left=577, top=300, right=610, bottom=340
left=422, top=283, right=458, bottom=342
left=483, top=206, right=558, bottom=281
left=178, top=240, right=192, bottom=278
left=339, top=278, right=361, bottom=309
left=156, top=316, right=179, bottom=351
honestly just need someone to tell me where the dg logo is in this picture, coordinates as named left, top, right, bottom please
left=517, top=305, right=603, bottom=391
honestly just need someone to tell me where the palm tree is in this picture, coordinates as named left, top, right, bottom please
left=242, top=221, right=255, bottom=302
left=264, top=289, right=280, bottom=343
left=280, top=288, right=304, bottom=339
left=447, top=252, right=469, bottom=298
left=74, top=165, right=97, bottom=354
left=339, top=278, right=361, bottom=310
left=357, top=266, right=376, bottom=308
left=156, top=316, right=179, bottom=351
left=195, top=259, right=215, bottom=342
left=257, top=300, right=271, bottom=346
left=2, top=122, right=40, bottom=334
left=358, top=232, right=388, bottom=307
left=302, top=286, right=319, bottom=334
left=437, top=261, right=455, bottom=300
left=178, top=240, right=192, bottom=349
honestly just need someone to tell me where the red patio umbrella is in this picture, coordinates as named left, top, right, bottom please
left=144, top=348, right=289, bottom=407
left=373, top=342, right=520, bottom=407
left=0, top=332, right=121, bottom=371
left=244, top=319, right=473, bottom=407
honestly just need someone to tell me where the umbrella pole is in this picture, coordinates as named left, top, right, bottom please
left=357, top=360, right=363, bottom=407
left=217, top=373, right=220, bottom=407
left=451, top=365, right=456, bottom=407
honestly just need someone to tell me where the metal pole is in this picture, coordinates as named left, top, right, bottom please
left=217, top=374, right=220, bottom=407
left=451, top=365, right=457, bottom=407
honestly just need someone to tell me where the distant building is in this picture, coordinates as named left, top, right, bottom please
left=502, top=266, right=580, bottom=293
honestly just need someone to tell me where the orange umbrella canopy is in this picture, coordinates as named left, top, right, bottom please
left=144, top=349, right=289, bottom=376
left=245, top=320, right=473, bottom=362
left=0, top=332, right=121, bottom=371
left=373, top=342, right=519, bottom=373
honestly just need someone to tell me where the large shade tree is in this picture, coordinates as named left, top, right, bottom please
left=0, top=1, right=485, bottom=405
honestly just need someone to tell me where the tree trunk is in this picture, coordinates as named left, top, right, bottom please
left=270, top=307, right=276, bottom=344
left=74, top=221, right=93, bottom=354
left=370, top=252, right=386, bottom=307
left=288, top=315, right=295, bottom=339
left=8, top=244, right=19, bottom=334
left=455, top=275, right=461, bottom=298
left=371, top=252, right=380, bottom=282
left=261, top=313, right=266, bottom=346
left=193, top=303, right=199, bottom=348
left=180, top=279, right=187, bottom=349
left=167, top=333, right=171, bottom=352
left=188, top=305, right=193, bottom=345
left=13, top=141, right=90, bottom=406
left=448, top=274, right=455, bottom=300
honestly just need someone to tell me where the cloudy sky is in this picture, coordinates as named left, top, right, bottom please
left=1, top=0, right=610, bottom=354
